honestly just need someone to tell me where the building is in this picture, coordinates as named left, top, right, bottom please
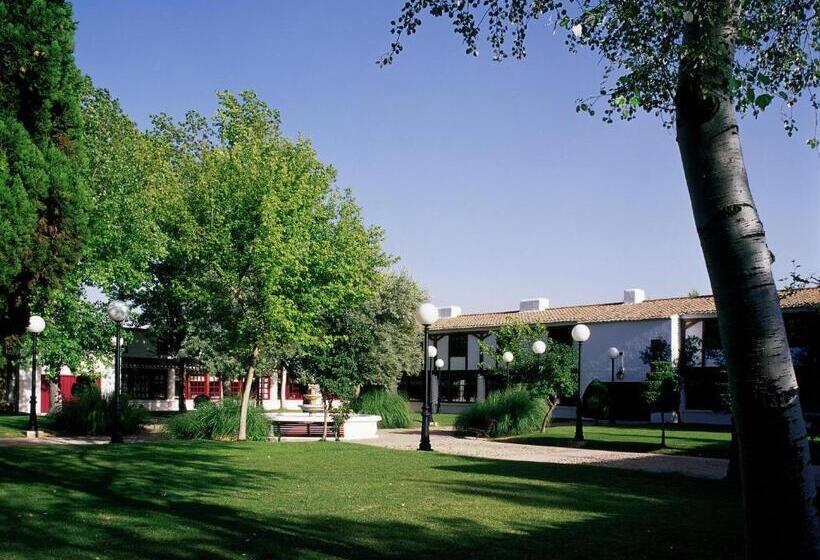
left=400, top=287, right=820, bottom=425
left=18, top=330, right=306, bottom=414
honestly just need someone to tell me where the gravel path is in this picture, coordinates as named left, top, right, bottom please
left=355, top=427, right=733, bottom=480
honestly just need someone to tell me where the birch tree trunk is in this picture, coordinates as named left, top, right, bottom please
left=676, top=7, right=819, bottom=556
left=238, top=345, right=259, bottom=441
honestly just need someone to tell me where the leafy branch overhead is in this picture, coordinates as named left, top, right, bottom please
left=382, top=0, right=818, bottom=146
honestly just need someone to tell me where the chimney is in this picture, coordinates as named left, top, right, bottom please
left=623, top=289, right=646, bottom=304
left=438, top=306, right=462, bottom=319
left=519, top=298, right=549, bottom=312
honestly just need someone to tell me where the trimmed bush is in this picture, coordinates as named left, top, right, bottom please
left=165, top=398, right=270, bottom=441
left=455, top=387, right=546, bottom=438
left=351, top=388, right=411, bottom=428
left=582, top=379, right=610, bottom=424
left=51, top=386, right=148, bottom=436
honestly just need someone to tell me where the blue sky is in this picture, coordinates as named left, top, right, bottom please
left=72, top=1, right=819, bottom=313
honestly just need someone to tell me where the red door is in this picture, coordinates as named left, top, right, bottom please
left=40, top=377, right=50, bottom=414
left=59, top=375, right=77, bottom=402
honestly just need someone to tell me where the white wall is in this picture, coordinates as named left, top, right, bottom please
left=17, top=366, right=43, bottom=414
left=576, top=319, right=673, bottom=391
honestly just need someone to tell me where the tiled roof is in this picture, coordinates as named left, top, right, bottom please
left=430, top=287, right=820, bottom=332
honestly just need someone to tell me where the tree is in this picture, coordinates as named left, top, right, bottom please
left=0, top=1, right=90, bottom=409
left=382, top=3, right=819, bottom=553
left=151, top=91, right=387, bottom=440
left=479, top=321, right=576, bottom=430
left=642, top=361, right=680, bottom=447
left=299, top=271, right=422, bottom=439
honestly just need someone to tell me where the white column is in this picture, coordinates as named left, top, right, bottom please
left=167, top=367, right=176, bottom=406
left=477, top=374, right=486, bottom=402
left=431, top=373, right=439, bottom=410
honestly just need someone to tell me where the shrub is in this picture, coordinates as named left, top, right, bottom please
left=51, top=386, right=149, bottom=436
left=351, top=388, right=411, bottom=428
left=582, top=379, right=610, bottom=424
left=165, top=398, right=270, bottom=441
left=455, top=387, right=546, bottom=437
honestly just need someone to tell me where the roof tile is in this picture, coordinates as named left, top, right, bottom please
left=431, top=287, right=820, bottom=332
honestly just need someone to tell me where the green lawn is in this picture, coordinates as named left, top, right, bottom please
left=413, top=412, right=459, bottom=427
left=506, top=422, right=820, bottom=461
left=0, top=441, right=741, bottom=559
left=0, top=414, right=53, bottom=438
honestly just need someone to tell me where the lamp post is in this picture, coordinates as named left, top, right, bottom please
left=178, top=348, right=188, bottom=413
left=607, top=347, right=620, bottom=425
left=427, top=344, right=438, bottom=422
left=571, top=324, right=590, bottom=442
left=532, top=339, right=546, bottom=381
left=607, top=347, right=620, bottom=383
left=434, top=357, right=444, bottom=414
left=26, top=315, right=45, bottom=435
left=502, top=351, right=514, bottom=387
left=107, top=300, right=129, bottom=444
left=416, top=302, right=438, bottom=451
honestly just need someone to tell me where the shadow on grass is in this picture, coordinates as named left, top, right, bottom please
left=0, top=441, right=742, bottom=560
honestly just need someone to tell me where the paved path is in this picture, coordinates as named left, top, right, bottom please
left=356, top=427, right=730, bottom=480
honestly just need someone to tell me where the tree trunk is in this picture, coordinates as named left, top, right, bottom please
left=660, top=412, right=666, bottom=448
left=177, top=365, right=187, bottom=413
left=238, top=345, right=259, bottom=441
left=49, top=378, right=61, bottom=413
left=322, top=396, right=329, bottom=442
left=727, top=417, right=741, bottom=483
left=2, top=339, right=19, bottom=412
left=676, top=10, right=819, bottom=556
left=540, top=397, right=558, bottom=432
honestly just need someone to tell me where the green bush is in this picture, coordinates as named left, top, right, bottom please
left=455, top=387, right=546, bottom=437
left=582, top=379, right=610, bottom=423
left=51, top=386, right=149, bottom=436
left=351, top=388, right=411, bottom=428
left=165, top=398, right=270, bottom=441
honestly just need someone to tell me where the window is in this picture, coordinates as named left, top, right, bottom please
left=437, top=371, right=477, bottom=403
left=449, top=334, right=468, bottom=357
left=122, top=358, right=168, bottom=400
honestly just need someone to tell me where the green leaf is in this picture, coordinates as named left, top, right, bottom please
left=754, top=94, right=774, bottom=110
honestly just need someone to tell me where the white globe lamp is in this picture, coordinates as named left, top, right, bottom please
left=416, top=303, right=438, bottom=326
left=27, top=315, right=45, bottom=334
left=107, top=300, right=130, bottom=324
left=571, top=324, right=590, bottom=343
left=532, top=340, right=547, bottom=355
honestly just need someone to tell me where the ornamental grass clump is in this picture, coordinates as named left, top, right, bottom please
left=165, top=398, right=270, bottom=441
left=351, top=388, right=411, bottom=429
left=51, top=386, right=148, bottom=436
left=455, top=387, right=546, bottom=438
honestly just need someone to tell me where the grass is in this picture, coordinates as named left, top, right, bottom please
left=413, top=412, right=459, bottom=427
left=0, top=441, right=742, bottom=559
left=0, top=414, right=53, bottom=437
left=505, top=422, right=820, bottom=461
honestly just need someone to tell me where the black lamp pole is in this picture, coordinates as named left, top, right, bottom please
left=419, top=324, right=432, bottom=451
left=574, top=340, right=585, bottom=442
left=28, top=333, right=39, bottom=435
left=111, top=322, right=123, bottom=443
left=178, top=356, right=187, bottom=413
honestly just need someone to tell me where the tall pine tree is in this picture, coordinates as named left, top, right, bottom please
left=0, top=1, right=89, bottom=407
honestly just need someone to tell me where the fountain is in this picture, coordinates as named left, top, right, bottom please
left=265, top=383, right=381, bottom=440
left=299, top=384, right=324, bottom=415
